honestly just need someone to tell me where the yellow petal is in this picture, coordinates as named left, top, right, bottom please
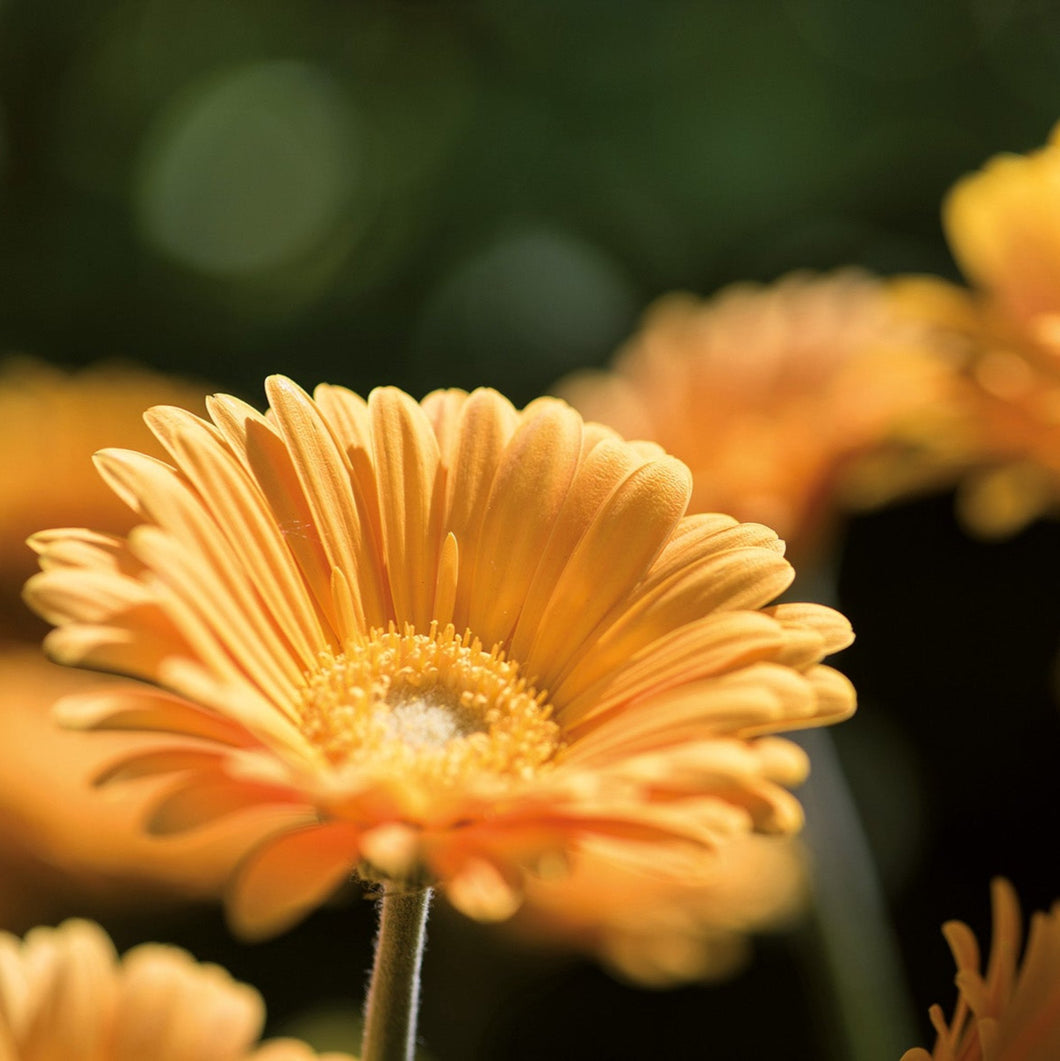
left=443, top=857, right=523, bottom=922
left=54, top=688, right=252, bottom=747
left=515, top=450, right=691, bottom=683
left=507, top=436, right=646, bottom=660
left=266, top=375, right=390, bottom=629
left=557, top=610, right=786, bottom=728
left=437, top=390, right=520, bottom=635
left=367, top=387, right=443, bottom=629
left=463, top=399, right=582, bottom=646
left=145, top=404, right=334, bottom=665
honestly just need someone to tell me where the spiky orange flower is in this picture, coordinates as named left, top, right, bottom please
left=24, top=377, right=855, bottom=937
left=0, top=918, right=354, bottom=1060
left=893, top=122, right=1060, bottom=535
left=902, top=879, right=1060, bottom=1061
left=557, top=270, right=953, bottom=564
left=509, top=832, right=807, bottom=987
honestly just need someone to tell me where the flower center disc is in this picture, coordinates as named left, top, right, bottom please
left=298, top=622, right=562, bottom=786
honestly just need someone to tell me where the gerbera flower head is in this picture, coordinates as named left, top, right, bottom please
left=893, top=121, right=1060, bottom=535
left=556, top=270, right=954, bottom=563
left=902, top=879, right=1060, bottom=1061
left=24, top=376, right=855, bottom=937
left=0, top=918, right=354, bottom=1060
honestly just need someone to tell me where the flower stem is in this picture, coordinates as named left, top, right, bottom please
left=795, top=726, right=917, bottom=1061
left=788, top=565, right=918, bottom=1060
left=361, top=884, right=432, bottom=1061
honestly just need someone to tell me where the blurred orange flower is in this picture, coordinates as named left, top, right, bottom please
left=509, top=832, right=808, bottom=987
left=0, top=918, right=355, bottom=1060
left=25, top=377, right=855, bottom=938
left=0, top=357, right=209, bottom=609
left=557, top=270, right=954, bottom=564
left=0, top=644, right=301, bottom=933
left=894, top=122, right=1060, bottom=535
left=0, top=359, right=252, bottom=930
left=902, top=879, right=1060, bottom=1061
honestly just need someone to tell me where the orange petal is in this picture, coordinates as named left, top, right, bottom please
left=55, top=688, right=255, bottom=748
left=359, top=822, right=421, bottom=879
left=147, top=777, right=301, bottom=835
left=21, top=920, right=118, bottom=1059
left=557, top=610, right=786, bottom=728
left=144, top=404, right=334, bottom=665
left=265, top=375, right=387, bottom=630
left=368, top=387, right=443, bottom=630
left=440, top=391, right=520, bottom=635
left=226, top=822, right=363, bottom=940
left=442, top=856, right=523, bottom=922
left=94, top=750, right=229, bottom=786
left=462, top=399, right=583, bottom=646
left=523, top=454, right=692, bottom=686
left=507, top=436, right=645, bottom=660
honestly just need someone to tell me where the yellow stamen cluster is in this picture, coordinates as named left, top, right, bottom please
left=297, top=622, right=563, bottom=788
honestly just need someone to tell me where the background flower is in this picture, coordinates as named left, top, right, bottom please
left=556, top=271, right=956, bottom=564
left=902, top=879, right=1060, bottom=1061
left=894, top=123, right=1060, bottom=536
left=0, top=359, right=263, bottom=932
left=0, top=358, right=210, bottom=608
left=506, top=832, right=809, bottom=987
left=0, top=918, right=355, bottom=1060
left=0, top=644, right=297, bottom=933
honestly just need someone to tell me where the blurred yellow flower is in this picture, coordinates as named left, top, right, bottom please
left=557, top=270, right=954, bottom=564
left=902, top=879, right=1060, bottom=1061
left=508, top=832, right=808, bottom=987
left=0, top=358, right=241, bottom=929
left=0, top=918, right=355, bottom=1060
left=0, top=644, right=297, bottom=932
left=0, top=357, right=209, bottom=606
left=25, top=377, right=855, bottom=938
left=894, top=122, right=1060, bottom=535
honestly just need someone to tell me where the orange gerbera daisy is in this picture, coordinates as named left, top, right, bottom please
left=893, top=121, right=1060, bottom=535
left=24, top=377, right=855, bottom=937
left=0, top=918, right=355, bottom=1060
left=902, top=879, right=1060, bottom=1061
left=509, top=832, right=807, bottom=987
left=556, top=270, right=954, bottom=564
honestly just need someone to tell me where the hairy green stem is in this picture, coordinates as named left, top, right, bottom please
left=361, top=885, right=432, bottom=1061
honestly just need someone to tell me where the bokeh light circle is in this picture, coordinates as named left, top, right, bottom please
left=135, top=60, right=358, bottom=278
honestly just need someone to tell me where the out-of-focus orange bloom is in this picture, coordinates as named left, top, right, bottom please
left=894, top=122, right=1060, bottom=535
left=902, top=879, right=1060, bottom=1061
left=0, top=358, right=210, bottom=601
left=557, top=270, right=955, bottom=564
left=0, top=644, right=302, bottom=933
left=508, top=833, right=808, bottom=987
left=0, top=359, right=242, bottom=929
left=0, top=918, right=356, bottom=1060
left=24, top=377, right=855, bottom=938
